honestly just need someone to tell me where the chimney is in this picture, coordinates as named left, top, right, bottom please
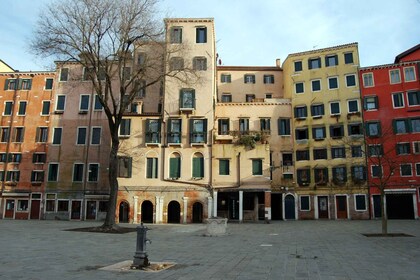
left=276, top=59, right=281, bottom=68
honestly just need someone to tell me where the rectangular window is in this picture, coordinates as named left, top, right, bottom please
left=119, top=119, right=131, bottom=137
left=135, top=80, right=146, bottom=98
left=12, top=127, right=24, bottom=142
left=0, top=153, right=6, bottom=162
left=314, top=168, right=328, bottom=185
left=221, top=74, right=231, bottom=83
left=332, top=167, right=347, bottom=183
left=246, top=94, right=255, bottom=102
left=31, top=171, right=44, bottom=183
left=295, top=128, right=308, bottom=140
left=325, top=55, right=338, bottom=67
left=295, top=82, right=304, bottom=94
left=400, top=164, right=412, bottom=176
left=313, top=148, right=327, bottom=160
left=372, top=165, right=382, bottom=178
left=300, top=196, right=310, bottom=211
left=297, top=169, right=310, bottom=186
left=8, top=153, right=22, bottom=163
left=348, top=100, right=359, bottom=113
left=366, top=122, right=381, bottom=137
left=145, top=119, right=161, bottom=144
left=221, top=94, right=232, bottom=103
left=311, top=104, right=324, bottom=117
left=16, top=200, right=29, bottom=211
left=6, top=170, right=20, bottom=182
left=76, top=127, right=87, bottom=145
left=330, top=125, right=344, bottom=138
left=392, top=92, right=404, bottom=108
left=348, top=123, right=363, bottom=136
left=331, top=147, right=346, bottom=159
left=41, top=101, right=50, bottom=115
left=170, top=27, right=182, bottom=43
left=60, top=68, right=69, bottom=81
left=351, top=146, right=363, bottom=158
left=73, top=163, right=84, bottom=182
left=180, top=89, right=195, bottom=109
left=413, top=142, right=420, bottom=154
left=294, top=61, right=302, bottom=72
left=311, top=79, right=321, bottom=92
left=4, top=101, right=13, bottom=116
left=296, top=150, right=309, bottom=161
left=344, top=52, right=354, bottom=64
left=393, top=119, right=408, bottom=134
left=36, top=127, right=48, bottom=143
left=48, top=163, right=59, bottom=182
left=52, top=127, right=62, bottom=145
left=0, top=127, right=10, bottom=142
left=193, top=57, right=207, bottom=71
left=239, top=118, right=249, bottom=134
left=260, top=118, right=271, bottom=133
left=79, top=95, right=90, bottom=112
left=192, top=157, right=204, bottom=178
left=396, top=143, right=410, bottom=155
left=389, top=69, right=401, bottom=84
left=368, top=144, right=383, bottom=157
left=218, top=119, right=230, bottom=135
left=363, top=96, right=378, bottom=110
left=57, top=200, right=69, bottom=212
left=190, top=119, right=207, bottom=144
left=352, top=166, right=366, bottom=182
left=196, top=27, right=207, bottom=43
left=122, top=66, right=131, bottom=80
left=91, top=127, right=101, bottom=145
left=146, top=158, right=158, bottom=179
left=94, top=95, right=103, bottom=110
left=346, top=74, right=356, bottom=87
left=416, top=163, right=420, bottom=176
left=362, top=73, right=374, bottom=87
left=33, top=153, right=46, bottom=164
left=17, top=101, right=27, bottom=116
left=55, top=95, right=66, bottom=112
left=20, top=79, right=32, bottom=90
left=219, top=159, right=230, bottom=175
left=278, top=118, right=291, bottom=136
left=308, top=57, right=321, bottom=69
left=45, top=78, right=54, bottom=90
left=404, top=66, right=416, bottom=82
left=169, top=156, right=181, bottom=178
left=118, top=156, right=132, bottom=178
left=168, top=119, right=182, bottom=144
left=330, top=102, right=340, bottom=115
left=252, top=159, right=263, bottom=176
left=263, top=75, right=274, bottom=84
left=294, top=105, right=307, bottom=119
left=407, top=91, right=420, bottom=106
left=312, top=127, right=326, bottom=140
left=4, top=79, right=17, bottom=90
left=244, top=74, right=256, bottom=84
left=355, top=195, right=367, bottom=211
left=410, top=118, right=420, bottom=132
left=328, top=77, right=338, bottom=89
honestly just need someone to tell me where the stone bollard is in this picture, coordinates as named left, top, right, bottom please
left=131, top=223, right=151, bottom=269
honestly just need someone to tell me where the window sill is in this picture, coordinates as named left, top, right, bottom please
left=168, top=143, right=182, bottom=147
left=191, top=142, right=206, bottom=146
left=146, top=143, right=161, bottom=147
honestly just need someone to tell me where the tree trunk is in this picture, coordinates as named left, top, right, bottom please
left=380, top=187, right=387, bottom=235
left=102, top=131, right=120, bottom=228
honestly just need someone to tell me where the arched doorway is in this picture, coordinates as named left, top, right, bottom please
left=192, top=202, right=203, bottom=223
left=119, top=201, right=129, bottom=223
left=167, top=201, right=181, bottom=223
left=141, top=200, right=154, bottom=223
left=284, top=194, right=296, bottom=220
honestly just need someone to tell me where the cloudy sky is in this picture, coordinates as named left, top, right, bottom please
left=1, top=0, right=419, bottom=71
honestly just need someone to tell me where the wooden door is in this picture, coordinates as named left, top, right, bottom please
left=30, top=200, right=41, bottom=219
left=71, top=201, right=81, bottom=220
left=318, top=196, right=329, bottom=219
left=5, top=199, right=15, bottom=218
left=336, top=196, right=347, bottom=219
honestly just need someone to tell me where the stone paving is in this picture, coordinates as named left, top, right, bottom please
left=1, top=219, right=420, bottom=279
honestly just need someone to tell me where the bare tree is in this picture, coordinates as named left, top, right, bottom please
left=30, top=0, right=196, bottom=229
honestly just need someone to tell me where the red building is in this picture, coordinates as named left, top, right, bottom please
left=359, top=44, right=420, bottom=219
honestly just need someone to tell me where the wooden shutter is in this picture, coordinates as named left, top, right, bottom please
left=193, top=157, right=204, bottom=177
left=4, top=79, right=9, bottom=90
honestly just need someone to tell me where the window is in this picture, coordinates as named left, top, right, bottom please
left=33, top=153, right=46, bottom=164
left=389, top=69, right=401, bottom=84
left=146, top=158, right=158, bottom=179
left=221, top=74, right=231, bottom=83
left=252, top=159, right=263, bottom=176
left=12, top=127, right=24, bottom=142
left=396, top=143, right=410, bottom=155
left=278, top=118, right=291, bottom=136
left=45, top=78, right=54, bottom=90
left=55, top=95, right=66, bottom=112
left=325, top=55, right=338, bottom=67
left=346, top=74, right=356, bottom=87
left=330, top=125, right=344, bottom=138
left=8, top=153, right=22, bottom=163
left=137, top=52, right=146, bottom=68
left=193, top=57, right=207, bottom=71
left=344, top=52, right=354, bottom=64
left=294, top=61, right=302, bottom=72
left=348, top=100, right=359, bottom=113
left=313, top=148, right=327, bottom=160
left=414, top=142, right=420, bottom=154
left=246, top=94, right=255, bottom=102
left=263, top=75, right=274, bottom=84
left=119, top=119, right=131, bottom=137
left=410, top=118, right=420, bottom=132
left=300, top=196, right=310, bottom=211
left=294, top=105, right=307, bottom=119
left=52, top=127, right=62, bottom=145
left=76, top=127, right=87, bottom=145
left=145, top=119, right=161, bottom=144
left=170, top=27, right=182, bottom=43
left=348, top=123, right=363, bottom=136
left=366, top=122, right=381, bottom=137
left=314, top=168, right=328, bottom=185
left=312, top=127, right=326, bottom=140
left=196, top=27, right=207, bottom=43
left=416, top=163, right=420, bottom=176
left=308, top=57, right=321, bottom=69
left=221, top=94, right=232, bottom=103
left=83, top=67, right=94, bottom=81
left=295, top=82, right=304, bottom=94
left=0, top=153, right=6, bottom=162
left=311, top=104, right=324, bottom=117
left=401, top=164, right=412, bottom=176
left=135, top=80, right=146, bottom=98
left=265, top=93, right=272, bottom=99
left=3, top=101, right=13, bottom=116
left=219, top=159, right=230, bottom=175
left=362, top=73, right=374, bottom=87
left=352, top=166, right=366, bottom=182
left=31, top=171, right=44, bottom=183
left=169, top=57, right=184, bottom=71
left=73, top=163, right=84, bottom=182
left=17, top=101, right=27, bottom=115
left=331, top=147, right=346, bottom=159
left=217, top=119, right=230, bottom=136
left=404, top=66, right=416, bottom=82
left=371, top=165, right=382, bottom=178
left=330, top=102, right=340, bottom=115
left=296, top=150, right=309, bottom=161
left=94, top=95, right=103, bottom=110
left=118, top=156, right=132, bottom=178
left=60, top=68, right=69, bottom=81
left=351, top=146, right=363, bottom=157
left=167, top=119, right=181, bottom=144
left=260, top=118, right=271, bottom=133
left=332, top=167, right=347, bottom=183
left=192, top=153, right=204, bottom=178
left=355, top=195, right=367, bottom=211
left=407, top=91, right=420, bottom=106
left=122, top=66, right=131, bottom=81
left=239, top=118, right=249, bottom=134
left=311, top=80, right=321, bottom=92
left=20, top=79, right=32, bottom=90
left=328, top=77, right=338, bottom=89
left=4, top=79, right=17, bottom=90
left=6, top=170, right=20, bottom=182
left=295, top=128, right=308, bottom=140
left=57, top=200, right=69, bottom=212
left=297, top=169, right=310, bottom=186
left=169, top=153, right=181, bottom=179
left=91, top=127, right=101, bottom=145
left=16, top=200, right=29, bottom=212
left=79, top=95, right=90, bottom=112
left=190, top=119, right=207, bottom=143
left=45, top=194, right=56, bottom=212
left=244, top=74, right=256, bottom=84
left=180, top=89, right=195, bottom=109
left=363, top=96, right=378, bottom=110
left=0, top=127, right=10, bottom=142
left=368, top=144, right=383, bottom=157
left=392, top=92, right=404, bottom=108
left=36, top=127, right=48, bottom=142
left=41, top=101, right=50, bottom=115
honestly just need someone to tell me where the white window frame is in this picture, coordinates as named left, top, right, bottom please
left=330, top=101, right=341, bottom=116
left=295, top=82, right=304, bottom=94
left=299, top=195, right=311, bottom=211
left=354, top=194, right=367, bottom=211
left=57, top=199, right=70, bottom=212
left=90, top=126, right=102, bottom=145
left=3, top=101, right=13, bottom=116
left=17, top=101, right=27, bottom=116
left=79, top=94, right=90, bottom=112
left=55, top=95, right=66, bottom=112
left=347, top=99, right=359, bottom=113
left=76, top=126, right=87, bottom=145
left=311, top=79, right=321, bottom=92
left=44, top=78, right=54, bottom=90
left=389, top=69, right=401, bottom=84
left=17, top=199, right=29, bottom=212
left=392, top=92, right=405, bottom=108
left=52, top=127, right=63, bottom=145
left=328, top=76, right=339, bottom=90
left=403, top=66, right=416, bottom=82
left=119, top=119, right=131, bottom=137
left=345, top=74, right=357, bottom=87
left=362, top=72, right=374, bottom=87
left=415, top=163, right=420, bottom=176
left=371, top=165, right=382, bottom=178
left=72, top=163, right=85, bottom=182
left=88, top=163, right=100, bottom=182
left=413, top=141, right=420, bottom=154
left=47, top=163, right=60, bottom=182
left=93, top=95, right=103, bottom=111
left=41, top=100, right=51, bottom=116
left=400, top=163, right=413, bottom=177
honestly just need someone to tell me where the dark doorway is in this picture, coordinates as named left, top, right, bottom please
left=141, top=200, right=154, bottom=223
left=86, top=201, right=96, bottom=220
left=229, top=196, right=239, bottom=220
left=373, top=195, right=381, bottom=218
left=5, top=199, right=14, bottom=218
left=271, top=193, right=282, bottom=220
left=167, top=201, right=181, bottom=223
left=284, top=194, right=295, bottom=220
left=30, top=200, right=41, bottom=220
left=192, top=202, right=203, bottom=223
left=386, top=194, right=415, bottom=219
left=318, top=196, right=329, bottom=219
left=336, top=196, right=347, bottom=219
left=71, top=201, right=81, bottom=220
left=119, top=201, right=129, bottom=223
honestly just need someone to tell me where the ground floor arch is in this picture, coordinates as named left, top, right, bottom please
left=167, top=200, right=181, bottom=223
left=284, top=194, right=296, bottom=220
left=141, top=200, right=154, bottom=223
left=192, top=201, right=203, bottom=223
left=119, top=201, right=129, bottom=223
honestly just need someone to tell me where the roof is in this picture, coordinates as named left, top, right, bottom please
left=284, top=42, right=358, bottom=62
left=394, top=44, right=420, bottom=63
left=217, top=66, right=282, bottom=71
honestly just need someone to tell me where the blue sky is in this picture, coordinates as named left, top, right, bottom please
left=1, top=0, right=419, bottom=71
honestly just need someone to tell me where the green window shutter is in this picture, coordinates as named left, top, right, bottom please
left=4, top=80, right=9, bottom=90
left=193, top=157, right=204, bottom=177
left=189, top=119, right=194, bottom=143
left=146, top=158, right=152, bottom=178
left=192, top=90, right=196, bottom=108
left=127, top=157, right=132, bottom=178
left=203, top=119, right=208, bottom=143
left=28, top=79, right=32, bottom=90
left=219, top=160, right=229, bottom=175
left=252, top=159, right=262, bottom=175
left=170, top=157, right=180, bottom=178
left=17, top=79, right=22, bottom=90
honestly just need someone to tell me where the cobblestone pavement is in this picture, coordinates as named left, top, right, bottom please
left=1, top=219, right=420, bottom=280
